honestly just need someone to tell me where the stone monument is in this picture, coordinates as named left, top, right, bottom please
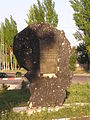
left=13, top=23, right=72, bottom=113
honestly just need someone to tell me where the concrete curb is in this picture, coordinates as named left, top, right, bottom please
left=13, top=102, right=90, bottom=114
left=74, top=74, right=90, bottom=76
left=13, top=103, right=90, bottom=120
left=52, top=118, right=70, bottom=120
left=52, top=116, right=90, bottom=120
left=2, top=77, right=22, bottom=80
left=63, top=103, right=90, bottom=107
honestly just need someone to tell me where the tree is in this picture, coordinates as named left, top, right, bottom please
left=0, top=23, right=5, bottom=70
left=0, top=27, right=1, bottom=51
left=0, top=27, right=1, bottom=44
left=77, top=43, right=88, bottom=63
left=25, top=5, right=37, bottom=25
left=70, top=0, right=90, bottom=45
left=0, top=16, right=18, bottom=70
left=70, top=0, right=90, bottom=69
left=69, top=47, right=77, bottom=71
left=76, top=43, right=90, bottom=70
left=9, top=16, right=18, bottom=70
left=26, top=0, right=58, bottom=27
left=4, top=16, right=18, bottom=50
left=43, top=0, right=58, bottom=27
left=4, top=18, right=11, bottom=70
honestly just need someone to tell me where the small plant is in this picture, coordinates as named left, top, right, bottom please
left=0, top=72, right=8, bottom=78
left=15, top=72, right=22, bottom=78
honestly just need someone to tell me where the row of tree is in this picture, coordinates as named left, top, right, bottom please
left=0, top=0, right=90, bottom=71
left=0, top=0, right=58, bottom=71
left=0, top=16, right=18, bottom=70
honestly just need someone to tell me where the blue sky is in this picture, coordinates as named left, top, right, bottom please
left=0, top=0, right=78, bottom=46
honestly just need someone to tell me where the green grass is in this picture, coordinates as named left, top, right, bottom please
left=1, top=83, right=90, bottom=120
left=1, top=105, right=90, bottom=120
left=0, top=88, right=30, bottom=113
left=65, top=83, right=90, bottom=103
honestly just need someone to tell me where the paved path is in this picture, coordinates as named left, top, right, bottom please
left=0, top=77, right=27, bottom=84
left=72, top=74, right=90, bottom=83
left=0, top=79, right=23, bottom=84
left=0, top=74, right=90, bottom=84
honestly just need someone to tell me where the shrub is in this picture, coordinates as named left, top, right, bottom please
left=15, top=72, right=22, bottom=78
left=69, top=48, right=77, bottom=71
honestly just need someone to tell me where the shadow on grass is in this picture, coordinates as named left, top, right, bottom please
left=0, top=88, right=30, bottom=113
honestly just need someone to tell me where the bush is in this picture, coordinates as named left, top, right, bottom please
left=15, top=72, right=22, bottom=78
left=0, top=72, right=8, bottom=78
left=69, top=48, right=77, bottom=71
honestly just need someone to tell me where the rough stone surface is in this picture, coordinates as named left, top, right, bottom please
left=29, top=78, right=66, bottom=107
left=13, top=23, right=72, bottom=109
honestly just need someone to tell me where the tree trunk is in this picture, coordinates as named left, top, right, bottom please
left=10, top=48, right=13, bottom=70
left=15, top=58, right=17, bottom=70
left=3, top=61, right=5, bottom=70
left=7, top=62, right=10, bottom=70
left=5, top=44, right=8, bottom=70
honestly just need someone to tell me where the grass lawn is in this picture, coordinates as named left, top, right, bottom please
left=0, top=83, right=90, bottom=120
left=65, top=83, right=90, bottom=103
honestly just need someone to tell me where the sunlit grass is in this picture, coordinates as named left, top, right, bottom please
left=1, top=105, right=90, bottom=120
left=1, top=83, right=90, bottom=120
left=65, top=83, right=90, bottom=103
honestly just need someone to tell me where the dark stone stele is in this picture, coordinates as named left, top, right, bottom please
left=13, top=23, right=72, bottom=108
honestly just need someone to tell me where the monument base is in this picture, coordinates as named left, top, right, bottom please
left=28, top=77, right=70, bottom=109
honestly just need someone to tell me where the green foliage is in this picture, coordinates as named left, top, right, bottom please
left=43, top=0, right=58, bottom=27
left=65, top=83, right=90, bottom=103
left=0, top=72, right=7, bottom=78
left=70, top=0, right=90, bottom=60
left=73, top=31, right=83, bottom=41
left=88, top=51, right=90, bottom=60
left=0, top=16, right=18, bottom=70
left=1, top=83, right=90, bottom=119
left=1, top=105, right=90, bottom=120
left=25, top=5, right=37, bottom=24
left=77, top=43, right=89, bottom=64
left=15, top=72, right=22, bottom=77
left=26, top=0, right=58, bottom=27
left=0, top=88, right=30, bottom=113
left=69, top=47, right=77, bottom=71
left=0, top=26, right=1, bottom=49
left=4, top=15, right=18, bottom=50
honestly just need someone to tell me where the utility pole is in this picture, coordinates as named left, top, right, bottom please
left=0, top=22, right=4, bottom=70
